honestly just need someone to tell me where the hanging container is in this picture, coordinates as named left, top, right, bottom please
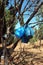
left=22, top=26, right=34, bottom=43
left=14, top=26, right=25, bottom=38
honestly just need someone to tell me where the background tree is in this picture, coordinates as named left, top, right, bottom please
left=36, top=5, right=43, bottom=45
left=0, top=0, right=43, bottom=64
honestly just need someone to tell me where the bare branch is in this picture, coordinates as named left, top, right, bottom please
left=14, top=0, right=16, bottom=7
left=19, top=0, right=24, bottom=11
left=24, top=2, right=43, bottom=26
left=22, top=0, right=30, bottom=12
left=9, top=2, right=43, bottom=50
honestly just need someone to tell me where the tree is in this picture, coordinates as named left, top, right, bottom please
left=35, top=5, right=43, bottom=47
left=36, top=5, right=43, bottom=38
left=0, top=0, right=43, bottom=64
left=0, top=0, right=43, bottom=42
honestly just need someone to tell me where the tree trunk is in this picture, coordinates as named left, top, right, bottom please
left=0, top=19, right=4, bottom=43
left=0, top=2, right=4, bottom=43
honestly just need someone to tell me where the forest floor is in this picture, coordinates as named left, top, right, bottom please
left=0, top=40, right=43, bottom=65
left=12, top=40, right=43, bottom=65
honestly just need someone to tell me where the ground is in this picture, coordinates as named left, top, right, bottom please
left=11, top=40, right=43, bottom=65
left=0, top=40, right=43, bottom=65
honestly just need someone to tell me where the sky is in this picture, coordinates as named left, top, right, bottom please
left=6, top=0, right=40, bottom=29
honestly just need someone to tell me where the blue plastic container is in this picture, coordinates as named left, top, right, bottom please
left=14, top=27, right=25, bottom=38
left=22, top=26, right=34, bottom=43
left=25, top=26, right=34, bottom=36
left=14, top=26, right=34, bottom=43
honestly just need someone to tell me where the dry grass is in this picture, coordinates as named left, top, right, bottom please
left=0, top=40, right=43, bottom=65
